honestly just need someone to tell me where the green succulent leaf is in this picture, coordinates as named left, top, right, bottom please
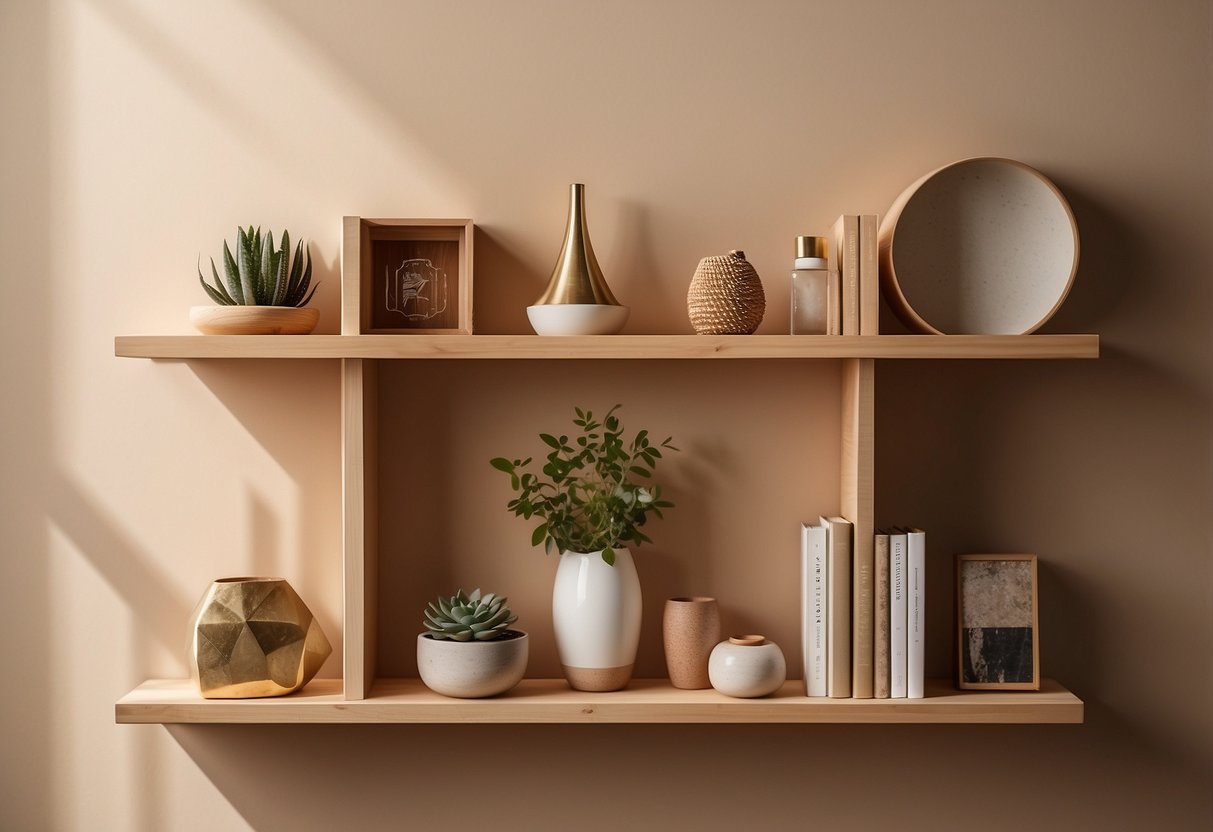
left=221, top=239, right=244, bottom=304
left=256, top=230, right=273, bottom=304
left=198, top=258, right=235, bottom=305
left=198, top=226, right=316, bottom=307
left=422, top=588, right=516, bottom=641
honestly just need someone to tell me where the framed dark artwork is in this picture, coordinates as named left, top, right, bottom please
left=341, top=217, right=473, bottom=334
left=955, top=554, right=1040, bottom=690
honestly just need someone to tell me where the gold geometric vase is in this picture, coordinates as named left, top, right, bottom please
left=190, top=577, right=331, bottom=699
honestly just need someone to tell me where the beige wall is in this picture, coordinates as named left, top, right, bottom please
left=2, top=0, right=1210, bottom=829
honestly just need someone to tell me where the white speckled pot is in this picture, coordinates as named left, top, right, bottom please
left=708, top=635, right=787, bottom=698
left=416, top=631, right=528, bottom=698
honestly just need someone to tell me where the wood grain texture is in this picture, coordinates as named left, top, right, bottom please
left=341, top=359, right=378, bottom=699
left=841, top=359, right=875, bottom=697
left=115, top=677, right=1083, bottom=724
left=343, top=218, right=473, bottom=334
left=115, top=334, right=1100, bottom=360
left=341, top=216, right=363, bottom=335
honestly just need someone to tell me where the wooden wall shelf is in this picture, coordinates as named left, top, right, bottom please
left=114, top=334, right=1099, bottom=361
left=116, top=280, right=1096, bottom=724
left=117, top=678, right=1083, bottom=724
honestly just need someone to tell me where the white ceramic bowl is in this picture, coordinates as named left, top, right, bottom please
left=879, top=157, right=1079, bottom=335
left=527, top=303, right=629, bottom=336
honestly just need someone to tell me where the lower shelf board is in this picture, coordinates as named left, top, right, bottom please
left=116, top=678, right=1083, bottom=724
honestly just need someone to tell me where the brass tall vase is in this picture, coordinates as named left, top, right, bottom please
left=527, top=183, right=629, bottom=335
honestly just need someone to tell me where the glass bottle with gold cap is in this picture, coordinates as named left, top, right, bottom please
left=790, top=235, right=838, bottom=335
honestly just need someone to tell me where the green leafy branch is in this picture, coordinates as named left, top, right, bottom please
left=491, top=405, right=677, bottom=566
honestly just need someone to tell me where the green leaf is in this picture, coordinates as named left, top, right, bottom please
left=237, top=226, right=256, bottom=304
left=222, top=239, right=244, bottom=304
left=284, top=239, right=306, bottom=305
left=271, top=228, right=289, bottom=305
left=490, top=457, right=514, bottom=473
left=601, top=548, right=616, bottom=566
left=540, top=433, right=561, bottom=449
left=206, top=258, right=235, bottom=303
left=258, top=229, right=274, bottom=304
left=531, top=523, right=548, bottom=546
left=544, top=536, right=557, bottom=556
left=285, top=240, right=314, bottom=306
left=199, top=258, right=234, bottom=305
left=629, top=466, right=651, bottom=478
left=294, top=282, right=319, bottom=308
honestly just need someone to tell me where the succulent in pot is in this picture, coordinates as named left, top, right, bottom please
left=416, top=589, right=528, bottom=698
left=191, top=226, right=320, bottom=334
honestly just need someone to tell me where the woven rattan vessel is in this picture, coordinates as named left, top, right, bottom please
left=687, top=250, right=766, bottom=335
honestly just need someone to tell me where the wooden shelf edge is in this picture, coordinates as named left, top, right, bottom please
left=115, top=678, right=1083, bottom=725
left=114, top=334, right=1100, bottom=361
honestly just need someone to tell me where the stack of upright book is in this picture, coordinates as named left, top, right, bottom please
left=831, top=214, right=880, bottom=336
left=801, top=520, right=925, bottom=699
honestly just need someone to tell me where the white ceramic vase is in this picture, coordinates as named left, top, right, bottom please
left=552, top=549, right=642, bottom=691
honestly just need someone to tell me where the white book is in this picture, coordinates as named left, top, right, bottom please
left=906, top=528, right=926, bottom=699
left=800, top=522, right=828, bottom=696
left=889, top=529, right=908, bottom=699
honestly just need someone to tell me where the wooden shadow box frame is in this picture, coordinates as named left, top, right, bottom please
left=341, top=217, right=474, bottom=335
left=955, top=554, right=1040, bottom=691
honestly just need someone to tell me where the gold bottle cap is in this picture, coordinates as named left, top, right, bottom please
left=796, top=236, right=827, bottom=259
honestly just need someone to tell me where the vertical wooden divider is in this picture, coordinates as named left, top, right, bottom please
left=342, top=358, right=379, bottom=700
left=840, top=358, right=875, bottom=573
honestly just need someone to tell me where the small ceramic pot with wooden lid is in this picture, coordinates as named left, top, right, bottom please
left=708, top=635, right=787, bottom=698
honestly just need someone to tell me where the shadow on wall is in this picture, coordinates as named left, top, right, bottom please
left=164, top=716, right=1212, bottom=832
left=0, top=3, right=53, bottom=828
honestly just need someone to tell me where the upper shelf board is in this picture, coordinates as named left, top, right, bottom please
left=115, top=334, right=1099, bottom=360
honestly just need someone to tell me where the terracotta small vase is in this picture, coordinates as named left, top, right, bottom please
left=662, top=596, right=721, bottom=689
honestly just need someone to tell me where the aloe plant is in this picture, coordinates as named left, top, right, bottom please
left=198, top=226, right=317, bottom=307
left=423, top=589, right=518, bottom=642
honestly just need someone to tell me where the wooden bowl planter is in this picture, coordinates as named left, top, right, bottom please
left=190, top=306, right=319, bottom=335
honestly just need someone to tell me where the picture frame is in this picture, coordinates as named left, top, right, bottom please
left=955, top=554, right=1040, bottom=690
left=341, top=217, right=474, bottom=335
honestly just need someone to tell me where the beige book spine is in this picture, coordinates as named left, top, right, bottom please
left=852, top=523, right=874, bottom=698
left=832, top=215, right=861, bottom=336
left=859, top=214, right=879, bottom=335
left=874, top=532, right=890, bottom=698
left=822, top=515, right=852, bottom=697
